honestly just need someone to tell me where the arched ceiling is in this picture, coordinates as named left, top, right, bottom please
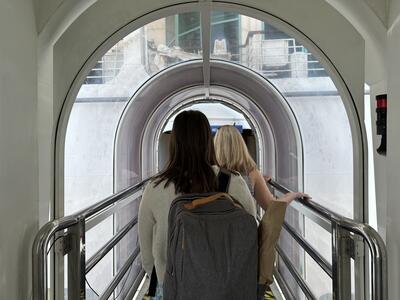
left=364, top=0, right=388, bottom=25
left=325, top=0, right=388, bottom=84
left=50, top=1, right=366, bottom=196
left=34, top=0, right=388, bottom=32
left=114, top=61, right=301, bottom=189
left=34, top=0, right=388, bottom=86
left=34, top=0, right=95, bottom=34
left=50, top=0, right=365, bottom=125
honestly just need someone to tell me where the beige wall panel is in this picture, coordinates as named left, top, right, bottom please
left=387, top=3, right=400, bottom=297
left=0, top=1, right=38, bottom=299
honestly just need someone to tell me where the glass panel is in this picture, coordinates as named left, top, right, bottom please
left=304, top=217, right=331, bottom=262
left=78, top=13, right=201, bottom=96
left=277, top=189, right=304, bottom=299
left=160, top=102, right=253, bottom=171
left=210, top=11, right=354, bottom=218
left=85, top=217, right=114, bottom=299
left=64, top=101, right=125, bottom=215
left=278, top=257, right=306, bottom=300
left=114, top=199, right=142, bottom=296
left=211, top=13, right=327, bottom=78
left=278, top=218, right=333, bottom=299
left=210, top=12, right=240, bottom=61
left=175, top=13, right=202, bottom=53
left=210, top=11, right=355, bottom=299
left=64, top=100, right=124, bottom=298
left=85, top=216, right=114, bottom=258
left=66, top=12, right=201, bottom=214
left=163, top=102, right=251, bottom=131
left=305, top=254, right=332, bottom=298
left=286, top=94, right=353, bottom=218
left=304, top=216, right=332, bottom=299
left=85, top=251, right=113, bottom=297
left=64, top=12, right=201, bottom=298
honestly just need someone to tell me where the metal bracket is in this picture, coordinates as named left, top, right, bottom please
left=55, top=233, right=73, bottom=256
left=342, top=236, right=354, bottom=258
left=343, top=234, right=364, bottom=259
left=351, top=235, right=364, bottom=258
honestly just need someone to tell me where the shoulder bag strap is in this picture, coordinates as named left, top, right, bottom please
left=218, top=169, right=231, bottom=192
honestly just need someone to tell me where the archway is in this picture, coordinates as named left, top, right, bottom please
left=57, top=4, right=364, bottom=299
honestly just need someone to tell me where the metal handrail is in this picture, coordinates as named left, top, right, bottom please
left=126, top=269, right=146, bottom=299
left=33, top=176, right=387, bottom=299
left=85, top=216, right=138, bottom=274
left=100, top=247, right=141, bottom=300
left=282, top=221, right=332, bottom=278
left=32, top=178, right=151, bottom=300
left=268, top=180, right=343, bottom=222
left=268, top=179, right=387, bottom=300
left=275, top=245, right=316, bottom=300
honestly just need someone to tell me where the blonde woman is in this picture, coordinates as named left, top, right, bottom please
left=215, top=125, right=309, bottom=299
left=214, top=125, right=307, bottom=210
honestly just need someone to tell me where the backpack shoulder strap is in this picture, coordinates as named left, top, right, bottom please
left=218, top=169, right=231, bottom=193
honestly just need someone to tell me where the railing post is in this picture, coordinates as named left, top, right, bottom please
left=67, top=218, right=86, bottom=300
left=32, top=234, right=49, bottom=300
left=332, top=223, right=352, bottom=300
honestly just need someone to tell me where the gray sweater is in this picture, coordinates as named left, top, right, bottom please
left=138, top=166, right=257, bottom=283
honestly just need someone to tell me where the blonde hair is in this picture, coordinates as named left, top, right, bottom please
left=214, top=125, right=257, bottom=175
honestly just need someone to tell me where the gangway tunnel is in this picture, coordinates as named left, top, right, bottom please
left=32, top=5, right=386, bottom=300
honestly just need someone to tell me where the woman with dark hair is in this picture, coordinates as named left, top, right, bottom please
left=138, top=111, right=256, bottom=299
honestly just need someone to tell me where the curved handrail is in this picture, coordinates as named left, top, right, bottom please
left=268, top=179, right=387, bottom=300
left=32, top=216, right=80, bottom=300
left=85, top=216, right=138, bottom=274
left=33, top=177, right=387, bottom=299
left=337, top=218, right=387, bottom=300
left=32, top=178, right=151, bottom=300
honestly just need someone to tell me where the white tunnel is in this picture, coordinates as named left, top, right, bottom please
left=5, top=0, right=400, bottom=299
left=61, top=8, right=362, bottom=298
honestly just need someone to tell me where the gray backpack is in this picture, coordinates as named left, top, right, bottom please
left=163, top=170, right=258, bottom=300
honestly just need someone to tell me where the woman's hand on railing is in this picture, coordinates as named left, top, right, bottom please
left=277, top=192, right=311, bottom=206
left=263, top=175, right=272, bottom=183
left=263, top=176, right=310, bottom=205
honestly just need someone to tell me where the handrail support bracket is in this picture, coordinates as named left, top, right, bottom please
left=332, top=224, right=352, bottom=300
left=54, top=232, right=73, bottom=256
left=344, top=234, right=364, bottom=260
left=67, top=219, right=86, bottom=300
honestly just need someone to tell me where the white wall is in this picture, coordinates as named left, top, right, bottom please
left=386, top=1, right=400, bottom=297
left=0, top=1, right=38, bottom=299
left=369, top=82, right=387, bottom=238
left=326, top=0, right=387, bottom=85
left=33, top=0, right=63, bottom=33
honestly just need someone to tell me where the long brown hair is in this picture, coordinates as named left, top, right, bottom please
left=155, top=110, right=218, bottom=194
